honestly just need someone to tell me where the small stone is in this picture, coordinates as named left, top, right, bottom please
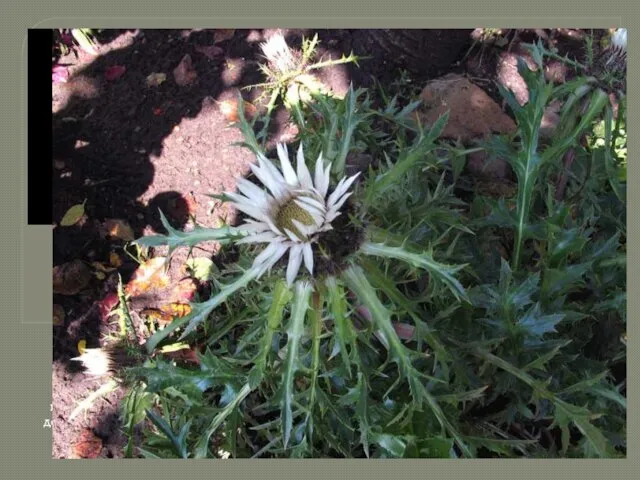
left=496, top=49, right=538, bottom=106
left=54, top=160, right=65, bottom=170
left=173, top=54, right=197, bottom=86
left=418, top=73, right=517, bottom=181
left=53, top=260, right=92, bottom=295
left=467, top=151, right=510, bottom=180
left=194, top=180, right=201, bottom=186
left=540, top=100, right=563, bottom=140
left=545, top=60, right=568, bottom=84
left=418, top=74, right=516, bottom=142
left=134, top=126, right=141, bottom=132
left=137, top=213, right=144, bottom=220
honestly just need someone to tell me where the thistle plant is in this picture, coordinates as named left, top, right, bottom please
left=247, top=32, right=361, bottom=143
left=128, top=97, right=475, bottom=457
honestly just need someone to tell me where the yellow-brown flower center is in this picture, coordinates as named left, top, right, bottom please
left=275, top=196, right=316, bottom=239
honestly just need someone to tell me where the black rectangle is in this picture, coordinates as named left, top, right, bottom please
left=28, top=28, right=54, bottom=225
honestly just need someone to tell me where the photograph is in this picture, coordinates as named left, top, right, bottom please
left=49, top=27, right=627, bottom=459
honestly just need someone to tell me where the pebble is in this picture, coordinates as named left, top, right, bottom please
left=194, top=180, right=201, bottom=186
left=54, top=160, right=65, bottom=170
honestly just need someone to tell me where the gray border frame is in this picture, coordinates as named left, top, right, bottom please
left=1, top=3, right=634, bottom=477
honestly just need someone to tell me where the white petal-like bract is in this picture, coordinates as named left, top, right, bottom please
left=225, top=142, right=358, bottom=285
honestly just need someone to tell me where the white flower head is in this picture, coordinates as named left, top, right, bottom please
left=611, top=28, right=627, bottom=51
left=227, top=143, right=360, bottom=285
left=260, top=32, right=297, bottom=74
left=71, top=348, right=111, bottom=376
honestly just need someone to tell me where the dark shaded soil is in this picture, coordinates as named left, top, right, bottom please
left=50, top=28, right=596, bottom=458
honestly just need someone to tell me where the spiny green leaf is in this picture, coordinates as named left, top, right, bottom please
left=370, top=432, right=412, bottom=457
left=359, top=241, right=468, bottom=302
left=355, top=371, right=371, bottom=458
left=553, top=398, right=612, bottom=458
left=359, top=257, right=450, bottom=360
left=602, top=102, right=626, bottom=202
left=133, top=359, right=231, bottom=396
left=332, top=83, right=366, bottom=177
left=194, top=383, right=252, bottom=458
left=522, top=339, right=572, bottom=372
left=249, top=280, right=292, bottom=389
left=365, top=114, right=448, bottom=204
left=134, top=209, right=242, bottom=257
left=342, top=265, right=472, bottom=458
left=541, top=262, right=592, bottom=298
left=557, top=371, right=610, bottom=396
left=282, top=281, right=313, bottom=448
left=419, top=436, right=455, bottom=458
left=231, top=93, right=262, bottom=154
left=436, top=386, right=489, bottom=406
left=326, top=276, right=355, bottom=376
left=145, top=408, right=190, bottom=459
left=590, top=384, right=627, bottom=410
left=517, top=303, right=565, bottom=338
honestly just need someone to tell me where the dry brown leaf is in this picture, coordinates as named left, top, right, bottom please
left=53, top=304, right=65, bottom=326
left=160, top=303, right=192, bottom=318
left=140, top=308, right=173, bottom=325
left=60, top=201, right=86, bottom=227
left=185, top=193, right=198, bottom=217
left=173, top=54, right=198, bottom=86
left=164, top=347, right=201, bottom=365
left=69, top=428, right=103, bottom=459
left=218, top=99, right=257, bottom=122
left=146, top=72, right=167, bottom=87
left=170, top=278, right=199, bottom=303
left=103, top=218, right=135, bottom=242
left=104, top=65, right=126, bottom=81
left=109, top=252, right=123, bottom=267
left=97, top=292, right=119, bottom=322
left=213, top=29, right=235, bottom=43
left=53, top=260, right=92, bottom=295
left=125, top=257, right=170, bottom=296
